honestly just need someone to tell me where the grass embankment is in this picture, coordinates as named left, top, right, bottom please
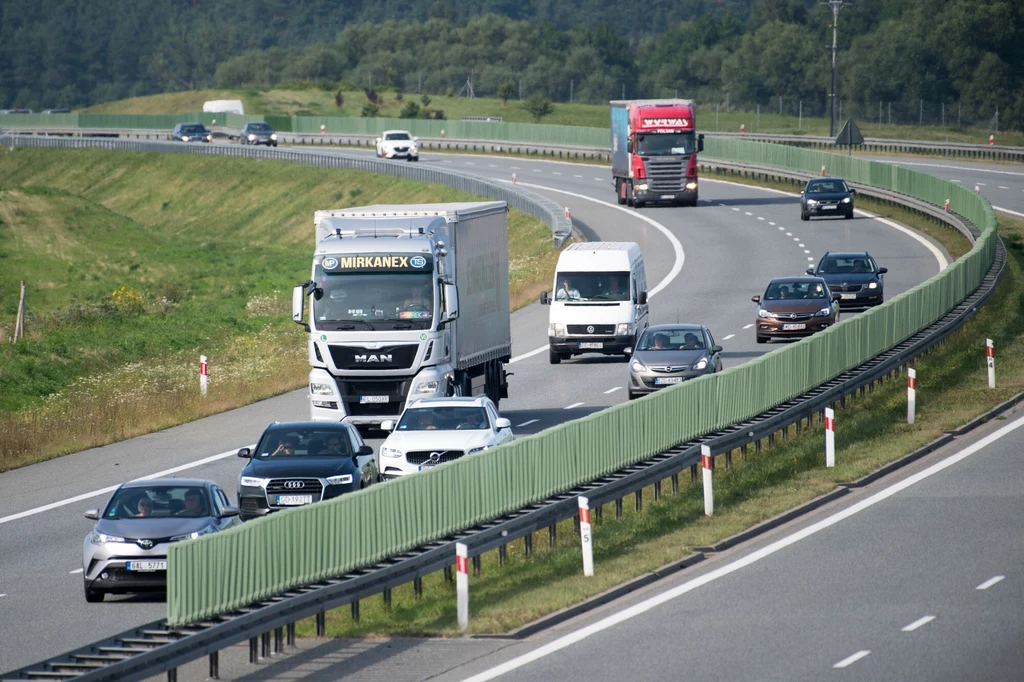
left=82, top=88, right=1024, bottom=147
left=294, top=213, right=1024, bottom=638
left=0, top=148, right=562, bottom=471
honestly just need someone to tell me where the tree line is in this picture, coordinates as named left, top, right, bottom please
left=1, top=0, right=1021, bottom=130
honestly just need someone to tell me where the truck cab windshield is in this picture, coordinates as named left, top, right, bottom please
left=636, top=132, right=695, bottom=156
left=554, top=271, right=630, bottom=302
left=314, top=270, right=435, bottom=330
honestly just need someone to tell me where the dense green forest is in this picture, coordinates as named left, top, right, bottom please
left=1, top=0, right=1022, bottom=130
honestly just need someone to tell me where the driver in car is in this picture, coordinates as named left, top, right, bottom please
left=401, top=287, right=431, bottom=316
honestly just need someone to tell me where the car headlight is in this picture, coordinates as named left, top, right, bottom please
left=616, top=323, right=634, bottom=336
left=310, top=382, right=334, bottom=396
left=816, top=307, right=833, bottom=317
left=181, top=135, right=189, bottom=142
left=549, top=323, right=566, bottom=337
left=758, top=308, right=774, bottom=319
left=468, top=445, right=491, bottom=454
left=248, top=134, right=255, bottom=141
left=694, top=357, right=708, bottom=370
left=240, top=476, right=269, bottom=487
left=635, top=183, right=649, bottom=191
left=270, top=133, right=277, bottom=140
left=380, top=446, right=403, bottom=459
left=171, top=525, right=216, bottom=542
left=415, top=380, right=440, bottom=394
left=842, top=197, right=852, bottom=203
left=90, top=532, right=125, bottom=545
left=326, top=474, right=354, bottom=485
left=806, top=199, right=818, bottom=206
left=868, top=281, right=878, bottom=289
left=410, top=145, right=418, bottom=153
left=631, top=358, right=646, bottom=372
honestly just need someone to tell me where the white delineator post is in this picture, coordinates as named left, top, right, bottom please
left=578, top=496, right=594, bottom=577
left=825, top=408, right=836, bottom=467
left=701, top=444, right=714, bottom=517
left=512, top=172, right=516, bottom=184
left=456, top=542, right=469, bottom=630
left=199, top=355, right=209, bottom=397
left=987, top=339, right=996, bottom=388
left=907, top=368, right=916, bottom=424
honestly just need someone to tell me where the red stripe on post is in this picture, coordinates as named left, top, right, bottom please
left=908, top=377, right=916, bottom=390
left=579, top=507, right=591, bottom=524
left=456, top=556, right=468, bottom=574
left=986, top=346, right=994, bottom=358
left=825, top=416, right=835, bottom=431
left=701, top=453, right=713, bottom=470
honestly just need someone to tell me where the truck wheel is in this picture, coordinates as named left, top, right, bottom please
left=626, top=182, right=635, bottom=207
left=484, top=362, right=501, bottom=408
left=616, top=181, right=627, bottom=205
left=548, top=348, right=561, bottom=364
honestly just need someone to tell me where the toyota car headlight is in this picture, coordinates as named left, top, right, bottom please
left=617, top=323, right=634, bottom=336
left=181, top=135, right=190, bottom=142
left=90, top=532, right=125, bottom=545
left=270, top=133, right=278, bottom=140
left=240, top=476, right=269, bottom=488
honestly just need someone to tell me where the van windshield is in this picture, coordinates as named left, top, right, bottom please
left=553, top=271, right=630, bottom=302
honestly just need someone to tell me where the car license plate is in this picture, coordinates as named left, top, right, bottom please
left=660, top=194, right=675, bottom=200
left=782, top=323, right=807, bottom=330
left=276, top=494, right=313, bottom=506
left=579, top=342, right=603, bottom=349
left=126, top=560, right=166, bottom=572
left=840, top=293, right=857, bottom=300
left=418, top=461, right=437, bottom=471
left=359, top=395, right=389, bottom=404
left=821, top=205, right=837, bottom=210
left=654, top=377, right=683, bottom=385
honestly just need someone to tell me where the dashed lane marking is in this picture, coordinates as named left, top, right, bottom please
left=516, top=419, right=539, bottom=428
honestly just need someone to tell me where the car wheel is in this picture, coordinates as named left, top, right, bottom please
left=755, top=333, right=767, bottom=344
left=800, top=211, right=810, bottom=221
left=84, top=583, right=104, bottom=603
left=628, top=391, right=638, bottom=400
left=844, top=210, right=853, bottom=219
left=549, top=348, right=561, bottom=364
left=411, top=156, right=419, bottom=162
left=273, top=142, right=278, bottom=147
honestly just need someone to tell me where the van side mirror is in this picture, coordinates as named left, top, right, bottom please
left=638, top=291, right=648, bottom=305
left=540, top=291, right=549, bottom=305
left=292, top=286, right=305, bottom=324
left=237, top=447, right=252, bottom=458
left=697, top=134, right=704, bottom=153
left=751, top=295, right=761, bottom=303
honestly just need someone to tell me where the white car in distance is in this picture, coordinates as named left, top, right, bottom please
left=377, top=396, right=513, bottom=479
left=375, top=130, right=419, bottom=161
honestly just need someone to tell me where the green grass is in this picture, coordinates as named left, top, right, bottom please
left=0, top=148, right=562, bottom=470
left=82, top=88, right=1024, bottom=147
left=290, top=212, right=1024, bottom=638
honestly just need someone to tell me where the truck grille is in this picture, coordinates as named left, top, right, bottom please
left=568, top=324, right=615, bottom=335
left=328, top=344, right=418, bottom=370
left=646, top=157, right=686, bottom=192
left=336, top=378, right=412, bottom=416
left=405, top=450, right=465, bottom=465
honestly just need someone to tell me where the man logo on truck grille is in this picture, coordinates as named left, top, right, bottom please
left=354, top=354, right=393, bottom=363
left=410, top=255, right=427, bottom=268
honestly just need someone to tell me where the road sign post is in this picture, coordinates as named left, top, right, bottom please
left=701, top=444, right=714, bottom=516
left=578, top=496, right=594, bottom=576
left=825, top=408, right=836, bottom=467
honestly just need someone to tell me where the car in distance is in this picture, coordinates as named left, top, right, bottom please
left=82, top=478, right=239, bottom=602
left=42, top=108, right=71, bottom=114
left=239, top=121, right=278, bottom=146
left=628, top=324, right=723, bottom=400
left=806, top=251, right=887, bottom=309
left=377, top=396, right=513, bottom=479
left=375, top=130, right=419, bottom=161
left=236, top=421, right=377, bottom=520
left=800, top=177, right=855, bottom=220
left=171, top=122, right=213, bottom=143
left=752, top=276, right=840, bottom=344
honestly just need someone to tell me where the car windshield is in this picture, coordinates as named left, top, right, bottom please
left=817, top=256, right=876, bottom=274
left=255, top=428, right=353, bottom=457
left=764, top=281, right=827, bottom=300
left=248, top=123, right=272, bottom=132
left=806, top=180, right=847, bottom=193
left=104, top=485, right=211, bottom=520
left=636, top=132, right=695, bottom=156
left=313, top=269, right=434, bottom=330
left=397, top=406, right=489, bottom=431
left=183, top=124, right=208, bottom=134
left=638, top=328, right=706, bottom=351
left=553, top=271, right=630, bottom=302
left=385, top=132, right=411, bottom=140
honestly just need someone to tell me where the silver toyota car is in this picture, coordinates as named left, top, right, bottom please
left=627, top=324, right=723, bottom=400
left=81, top=478, right=240, bottom=602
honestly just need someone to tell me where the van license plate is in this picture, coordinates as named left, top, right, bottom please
left=359, top=395, right=389, bottom=404
left=579, top=342, right=603, bottom=349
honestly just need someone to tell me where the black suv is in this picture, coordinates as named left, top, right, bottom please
left=806, top=251, right=887, bottom=309
left=239, top=121, right=277, bottom=147
left=171, top=122, right=212, bottom=143
left=800, top=177, right=855, bottom=220
left=236, top=421, right=377, bottom=520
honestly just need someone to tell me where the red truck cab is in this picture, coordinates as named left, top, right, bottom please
left=610, top=99, right=704, bottom=208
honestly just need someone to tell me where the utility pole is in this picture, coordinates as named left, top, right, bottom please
left=824, top=1, right=848, bottom=137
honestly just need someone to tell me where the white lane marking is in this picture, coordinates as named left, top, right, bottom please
left=552, top=172, right=562, bottom=175
left=902, top=616, right=935, bottom=632
left=744, top=211, right=753, bottom=216
left=834, top=651, right=871, bottom=669
left=804, top=250, right=811, bottom=254
left=460, top=374, right=1024, bottom=682
left=793, top=237, right=800, bottom=241
left=977, top=182, right=986, bottom=186
left=594, top=177, right=604, bottom=182
left=778, top=226, right=785, bottom=231
left=603, top=387, right=622, bottom=394
left=516, top=419, right=539, bottom=428
left=999, top=185, right=1009, bottom=189
left=951, top=179, right=961, bottom=182
left=722, top=334, right=735, bottom=340
left=977, top=576, right=1005, bottom=590
left=464, top=162, right=475, bottom=165
left=884, top=161, right=1024, bottom=177
left=574, top=174, right=583, bottom=178
left=0, top=594, right=6, bottom=598
left=798, top=243, right=805, bottom=247
left=69, top=568, right=83, bottom=575
left=564, top=402, right=584, bottom=410
left=732, top=207, right=740, bottom=211
left=0, top=445, right=253, bottom=526
left=532, top=168, right=542, bottom=172
left=808, top=257, right=815, bottom=261
left=506, top=182, right=684, bottom=364
left=786, top=231, right=793, bottom=236
left=442, top=160, right=452, bottom=163
left=743, top=324, right=754, bottom=329
left=769, top=221, right=776, bottom=226
left=757, top=216, right=765, bottom=221
left=994, top=205, right=1024, bottom=218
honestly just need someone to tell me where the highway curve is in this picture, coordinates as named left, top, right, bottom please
left=0, top=149, right=946, bottom=674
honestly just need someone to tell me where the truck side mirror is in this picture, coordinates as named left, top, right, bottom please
left=292, top=286, right=305, bottom=324
left=444, top=282, right=459, bottom=320
left=540, top=291, right=549, bottom=305
left=697, top=134, right=704, bottom=153
left=638, top=291, right=648, bottom=305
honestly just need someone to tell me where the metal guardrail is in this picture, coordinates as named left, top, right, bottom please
left=0, top=149, right=1004, bottom=681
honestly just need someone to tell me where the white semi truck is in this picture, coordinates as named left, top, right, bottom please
left=292, top=202, right=512, bottom=427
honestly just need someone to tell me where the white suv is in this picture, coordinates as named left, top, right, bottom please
left=377, top=396, right=513, bottom=479
left=375, top=130, right=419, bottom=161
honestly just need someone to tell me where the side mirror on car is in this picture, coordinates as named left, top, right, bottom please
left=712, top=345, right=723, bottom=354
left=358, top=445, right=373, bottom=456
left=800, top=190, right=805, bottom=195
left=751, top=295, right=761, bottom=304
left=805, top=267, right=815, bottom=275
left=220, top=506, right=241, bottom=518
left=380, top=420, right=395, bottom=432
left=84, top=509, right=100, bottom=520
left=638, top=291, right=648, bottom=305
left=540, top=291, right=549, bottom=305
left=237, top=447, right=252, bottom=458
left=495, top=417, right=512, bottom=430
left=850, top=188, right=857, bottom=195
left=878, top=267, right=888, bottom=274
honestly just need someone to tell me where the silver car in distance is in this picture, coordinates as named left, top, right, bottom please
left=627, top=324, right=723, bottom=400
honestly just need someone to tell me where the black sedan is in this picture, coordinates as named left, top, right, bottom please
left=239, top=121, right=278, bottom=147
left=806, top=251, right=887, bottom=309
left=171, top=122, right=212, bottom=143
left=237, top=421, right=377, bottom=520
left=800, top=177, right=855, bottom=220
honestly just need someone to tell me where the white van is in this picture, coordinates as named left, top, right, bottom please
left=540, top=242, right=648, bottom=364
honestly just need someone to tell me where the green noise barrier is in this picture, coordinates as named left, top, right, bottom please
left=166, top=139, right=996, bottom=625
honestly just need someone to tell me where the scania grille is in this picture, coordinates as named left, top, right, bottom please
left=405, top=450, right=465, bottom=465
left=568, top=324, right=615, bottom=335
left=646, top=158, right=686, bottom=192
